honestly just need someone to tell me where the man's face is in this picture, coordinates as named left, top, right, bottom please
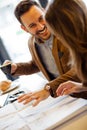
left=20, top=5, right=51, bottom=40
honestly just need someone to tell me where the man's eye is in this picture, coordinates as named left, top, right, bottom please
left=29, top=24, right=36, bottom=28
left=39, top=16, right=43, bottom=22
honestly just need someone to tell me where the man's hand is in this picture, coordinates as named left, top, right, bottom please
left=3, top=60, right=17, bottom=74
left=56, top=81, right=87, bottom=96
left=17, top=89, right=50, bottom=107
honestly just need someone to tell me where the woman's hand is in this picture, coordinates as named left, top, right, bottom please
left=56, top=81, right=87, bottom=96
left=17, top=89, right=50, bottom=107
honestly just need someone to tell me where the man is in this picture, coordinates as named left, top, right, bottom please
left=5, top=0, right=84, bottom=106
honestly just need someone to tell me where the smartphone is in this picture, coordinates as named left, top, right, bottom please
left=0, top=63, right=11, bottom=75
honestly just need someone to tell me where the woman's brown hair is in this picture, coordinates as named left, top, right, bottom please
left=45, top=0, right=87, bottom=86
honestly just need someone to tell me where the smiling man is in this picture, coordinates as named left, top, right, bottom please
left=4, top=0, right=85, bottom=106
left=20, top=4, right=51, bottom=40
left=14, top=0, right=59, bottom=80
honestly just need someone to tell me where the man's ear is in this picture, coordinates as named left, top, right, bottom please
left=21, top=25, right=28, bottom=32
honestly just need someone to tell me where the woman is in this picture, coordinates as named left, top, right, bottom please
left=45, top=0, right=87, bottom=96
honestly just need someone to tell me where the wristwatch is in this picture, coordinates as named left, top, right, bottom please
left=44, top=85, right=54, bottom=97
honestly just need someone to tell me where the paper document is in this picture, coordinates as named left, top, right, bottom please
left=0, top=96, right=87, bottom=130
left=0, top=94, right=8, bottom=107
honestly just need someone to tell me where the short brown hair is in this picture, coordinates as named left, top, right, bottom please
left=14, top=0, right=40, bottom=24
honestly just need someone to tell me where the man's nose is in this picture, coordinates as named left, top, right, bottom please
left=37, top=23, right=44, bottom=30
